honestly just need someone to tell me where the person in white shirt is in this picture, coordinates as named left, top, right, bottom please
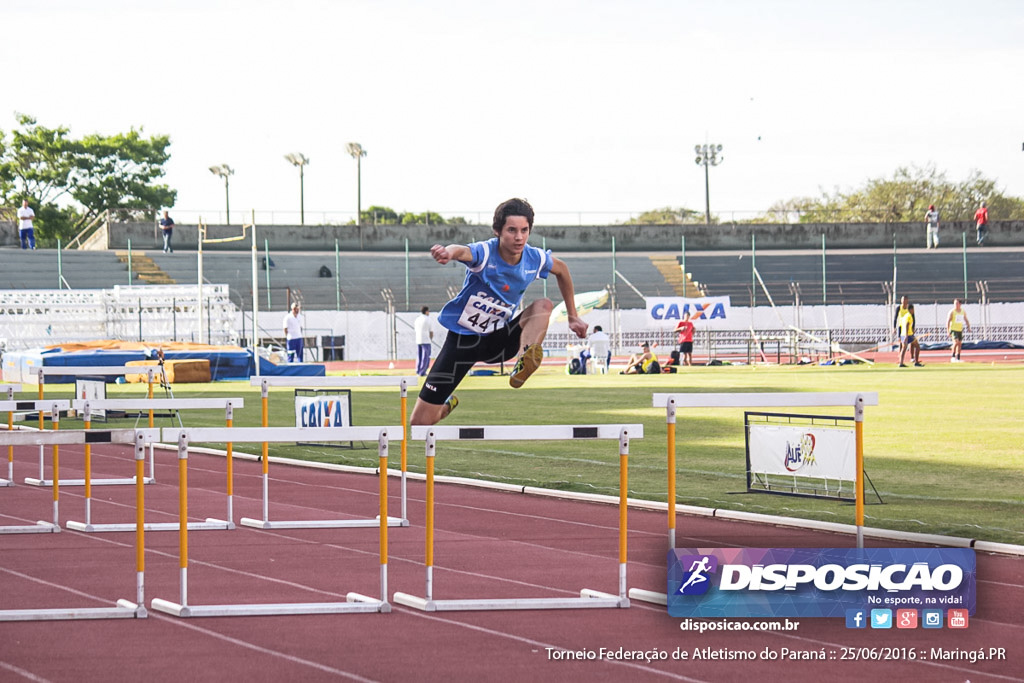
left=283, top=302, right=304, bottom=362
left=588, top=325, right=611, bottom=373
left=17, top=200, right=36, bottom=250
left=413, top=306, right=434, bottom=376
left=924, top=204, right=940, bottom=249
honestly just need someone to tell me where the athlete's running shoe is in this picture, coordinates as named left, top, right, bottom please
left=509, top=344, right=543, bottom=388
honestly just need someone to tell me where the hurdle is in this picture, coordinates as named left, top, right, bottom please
left=0, top=428, right=154, bottom=620
left=0, top=399, right=71, bottom=532
left=25, top=365, right=161, bottom=487
left=393, top=424, right=642, bottom=612
left=627, top=391, right=878, bottom=606
left=65, top=398, right=243, bottom=533
left=151, top=425, right=400, bottom=617
left=2, top=384, right=18, bottom=486
left=240, top=376, right=415, bottom=529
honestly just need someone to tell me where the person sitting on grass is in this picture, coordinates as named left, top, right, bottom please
left=621, top=341, right=660, bottom=374
left=409, top=198, right=587, bottom=426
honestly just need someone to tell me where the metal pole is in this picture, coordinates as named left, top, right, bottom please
left=704, top=160, right=711, bottom=226
left=962, top=232, right=968, bottom=301
left=611, top=235, right=616, bottom=286
left=197, top=221, right=204, bottom=343
left=405, top=238, right=410, bottom=311
left=251, top=211, right=260, bottom=377
left=224, top=176, right=231, bottom=226
left=680, top=235, right=686, bottom=296
left=821, top=233, right=827, bottom=306
left=356, top=155, right=362, bottom=228
left=751, top=234, right=756, bottom=309
left=335, top=239, right=341, bottom=311
left=57, top=239, right=63, bottom=289
left=299, top=164, right=305, bottom=226
left=127, top=238, right=133, bottom=287
left=264, top=239, right=271, bottom=310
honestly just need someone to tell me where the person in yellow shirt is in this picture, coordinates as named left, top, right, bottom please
left=946, top=298, right=971, bottom=363
left=622, top=341, right=660, bottom=374
left=896, top=300, right=923, bottom=367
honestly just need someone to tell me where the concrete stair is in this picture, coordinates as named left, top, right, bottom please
left=649, top=256, right=704, bottom=297
left=116, top=251, right=175, bottom=285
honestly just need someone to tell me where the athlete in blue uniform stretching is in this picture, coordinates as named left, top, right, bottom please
left=410, top=198, right=587, bottom=425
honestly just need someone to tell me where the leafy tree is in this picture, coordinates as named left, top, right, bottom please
left=753, top=165, right=1024, bottom=223
left=360, top=205, right=399, bottom=224
left=623, top=206, right=705, bottom=225
left=354, top=205, right=464, bottom=225
left=0, top=113, right=175, bottom=245
left=400, top=211, right=446, bottom=225
left=71, top=129, right=175, bottom=226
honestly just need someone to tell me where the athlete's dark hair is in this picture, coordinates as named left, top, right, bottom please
left=492, top=198, right=534, bottom=233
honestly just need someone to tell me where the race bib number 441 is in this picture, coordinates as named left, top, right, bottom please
left=457, top=294, right=512, bottom=333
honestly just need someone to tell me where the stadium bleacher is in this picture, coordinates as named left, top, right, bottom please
left=2, top=246, right=1023, bottom=312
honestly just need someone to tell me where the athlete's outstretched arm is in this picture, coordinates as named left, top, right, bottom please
left=550, top=256, right=587, bottom=339
left=430, top=244, right=472, bottom=265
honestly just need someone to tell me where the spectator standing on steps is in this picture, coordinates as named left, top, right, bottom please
left=283, top=302, right=304, bottom=363
left=924, top=204, right=940, bottom=249
left=159, top=210, right=175, bottom=253
left=17, top=199, right=36, bottom=250
left=974, top=201, right=989, bottom=246
left=414, top=306, right=434, bottom=376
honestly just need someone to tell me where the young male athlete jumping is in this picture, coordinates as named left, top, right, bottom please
left=410, top=198, right=587, bottom=426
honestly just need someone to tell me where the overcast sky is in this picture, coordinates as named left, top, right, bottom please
left=4, top=0, right=1022, bottom=225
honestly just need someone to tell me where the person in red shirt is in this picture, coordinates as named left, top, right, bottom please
left=974, top=201, right=989, bottom=246
left=674, top=311, right=696, bottom=367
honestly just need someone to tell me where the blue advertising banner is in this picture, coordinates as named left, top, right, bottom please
left=667, top=547, right=976, bottom=618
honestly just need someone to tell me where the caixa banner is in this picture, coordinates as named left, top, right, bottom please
left=667, top=548, right=975, bottom=618
left=646, top=297, right=731, bottom=327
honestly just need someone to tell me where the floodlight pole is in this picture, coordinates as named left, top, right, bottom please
left=694, top=144, right=723, bottom=226
left=346, top=143, right=367, bottom=226
left=209, top=164, right=235, bottom=225
left=284, top=153, right=310, bottom=225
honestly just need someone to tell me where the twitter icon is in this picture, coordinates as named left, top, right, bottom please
left=870, top=609, right=892, bottom=629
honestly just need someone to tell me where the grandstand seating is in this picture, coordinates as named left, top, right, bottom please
left=2, top=246, right=1022, bottom=312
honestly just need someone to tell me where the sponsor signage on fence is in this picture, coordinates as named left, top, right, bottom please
left=645, top=297, right=731, bottom=327
left=294, top=394, right=351, bottom=428
left=748, top=423, right=854, bottom=480
left=667, top=548, right=976, bottom=618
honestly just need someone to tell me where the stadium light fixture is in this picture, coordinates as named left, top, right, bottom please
left=694, top=144, right=724, bottom=226
left=346, top=143, right=367, bottom=226
left=208, top=164, right=235, bottom=225
left=284, top=153, right=310, bottom=225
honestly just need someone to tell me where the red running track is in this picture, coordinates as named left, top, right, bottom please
left=0, top=442, right=1021, bottom=682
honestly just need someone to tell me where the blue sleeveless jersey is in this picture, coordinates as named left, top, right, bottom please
left=438, top=238, right=553, bottom=335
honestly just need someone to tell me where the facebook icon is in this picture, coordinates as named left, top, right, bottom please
left=845, top=609, right=867, bottom=629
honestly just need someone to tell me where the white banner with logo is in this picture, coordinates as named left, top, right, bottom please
left=645, top=296, right=732, bottom=328
left=294, top=394, right=351, bottom=428
left=748, top=424, right=854, bottom=480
